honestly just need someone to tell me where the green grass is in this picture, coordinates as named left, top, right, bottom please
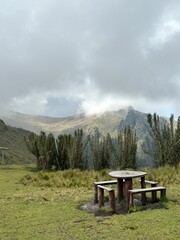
left=0, top=164, right=180, bottom=240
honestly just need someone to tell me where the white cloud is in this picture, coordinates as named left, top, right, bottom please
left=150, top=19, right=180, bottom=48
left=80, top=95, right=131, bottom=116
left=1, top=0, right=180, bottom=118
left=9, top=91, right=48, bottom=115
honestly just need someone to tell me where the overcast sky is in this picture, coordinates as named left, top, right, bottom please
left=1, top=0, right=180, bottom=117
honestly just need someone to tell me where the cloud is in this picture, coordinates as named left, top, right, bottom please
left=150, top=19, right=180, bottom=48
left=0, top=0, right=180, bottom=117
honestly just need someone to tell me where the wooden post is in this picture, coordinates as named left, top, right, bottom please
left=140, top=176, right=146, bottom=188
left=129, top=192, right=133, bottom=207
left=151, top=182, right=157, bottom=202
left=98, top=188, right=104, bottom=208
left=125, top=179, right=132, bottom=208
left=94, top=183, right=98, bottom=204
left=161, top=189, right=166, bottom=199
left=141, top=176, right=146, bottom=205
left=109, top=190, right=116, bottom=212
left=117, top=178, right=124, bottom=203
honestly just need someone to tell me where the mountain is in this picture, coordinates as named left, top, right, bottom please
left=0, top=107, right=154, bottom=167
left=0, top=119, right=36, bottom=164
left=0, top=107, right=145, bottom=135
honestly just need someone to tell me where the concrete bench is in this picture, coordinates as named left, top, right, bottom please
left=128, top=186, right=166, bottom=207
left=93, top=180, right=117, bottom=203
left=98, top=185, right=116, bottom=212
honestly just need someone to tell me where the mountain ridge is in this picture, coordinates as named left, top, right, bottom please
left=0, top=107, right=154, bottom=167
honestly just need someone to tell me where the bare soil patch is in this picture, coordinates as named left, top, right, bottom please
left=79, top=197, right=167, bottom=216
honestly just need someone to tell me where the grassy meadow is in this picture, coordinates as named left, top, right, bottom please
left=0, top=164, right=180, bottom=240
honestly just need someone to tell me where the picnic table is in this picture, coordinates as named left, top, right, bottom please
left=109, top=170, right=147, bottom=207
left=94, top=170, right=166, bottom=211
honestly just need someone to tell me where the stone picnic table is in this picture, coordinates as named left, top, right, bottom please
left=109, top=170, right=147, bottom=207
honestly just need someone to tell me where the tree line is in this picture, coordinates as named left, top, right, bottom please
left=147, top=113, right=180, bottom=168
left=26, top=126, right=137, bottom=170
left=26, top=113, right=180, bottom=171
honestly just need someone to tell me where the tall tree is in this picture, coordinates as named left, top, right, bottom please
left=125, top=126, right=137, bottom=169
left=26, top=132, right=40, bottom=167
left=45, top=133, right=57, bottom=169
left=147, top=113, right=180, bottom=167
left=38, top=131, right=47, bottom=169
left=69, top=129, right=84, bottom=169
left=173, top=116, right=180, bottom=167
left=56, top=134, right=70, bottom=170
left=27, top=126, right=137, bottom=171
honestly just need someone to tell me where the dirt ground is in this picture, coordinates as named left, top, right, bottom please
left=79, top=197, right=167, bottom=216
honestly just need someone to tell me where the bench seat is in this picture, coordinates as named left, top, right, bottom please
left=139, top=180, right=158, bottom=187
left=98, top=185, right=116, bottom=212
left=94, top=180, right=117, bottom=185
left=128, top=186, right=166, bottom=207
left=93, top=180, right=117, bottom=203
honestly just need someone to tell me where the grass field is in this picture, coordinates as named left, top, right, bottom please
left=0, top=165, right=180, bottom=240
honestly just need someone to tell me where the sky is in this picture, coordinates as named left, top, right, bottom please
left=1, top=0, right=180, bottom=117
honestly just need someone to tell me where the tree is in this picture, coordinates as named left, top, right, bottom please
left=115, top=126, right=137, bottom=169
left=147, top=113, right=180, bottom=167
left=172, top=116, right=180, bottom=167
left=45, top=133, right=57, bottom=169
left=38, top=131, right=47, bottom=169
left=56, top=134, right=70, bottom=170
left=27, top=126, right=137, bottom=171
left=68, top=129, right=84, bottom=169
left=124, top=126, right=137, bottom=169
left=26, top=132, right=40, bottom=167
left=89, top=129, right=104, bottom=170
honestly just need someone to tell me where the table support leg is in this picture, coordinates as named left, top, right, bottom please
left=141, top=176, right=146, bottom=205
left=117, top=178, right=124, bottom=203
left=125, top=179, right=132, bottom=209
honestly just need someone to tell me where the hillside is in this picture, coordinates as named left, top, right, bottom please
left=0, top=107, right=154, bottom=167
left=0, top=119, right=36, bottom=164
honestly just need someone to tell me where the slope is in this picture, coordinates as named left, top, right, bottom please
left=0, top=119, right=36, bottom=164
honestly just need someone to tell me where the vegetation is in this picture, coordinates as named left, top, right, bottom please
left=147, top=113, right=180, bottom=167
left=0, top=108, right=159, bottom=167
left=0, top=119, right=36, bottom=164
left=26, top=127, right=137, bottom=171
left=1, top=111, right=180, bottom=239
left=0, top=164, right=180, bottom=240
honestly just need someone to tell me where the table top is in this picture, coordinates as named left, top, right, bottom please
left=109, top=170, right=147, bottom=179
